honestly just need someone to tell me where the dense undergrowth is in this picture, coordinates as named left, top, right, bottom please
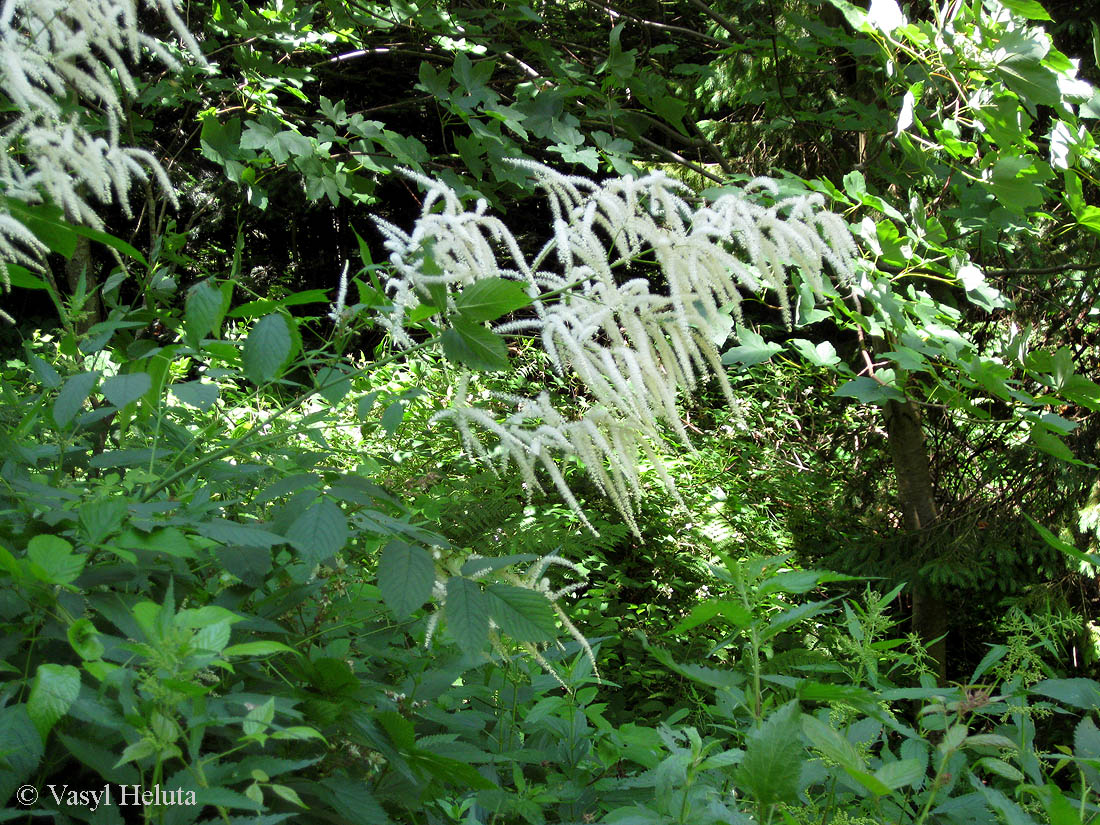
left=1, top=250, right=1100, bottom=825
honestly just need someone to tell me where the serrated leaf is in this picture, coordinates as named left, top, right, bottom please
left=445, top=577, right=489, bottom=654
left=101, top=373, right=151, bottom=408
left=186, top=279, right=226, bottom=343
left=874, top=757, right=925, bottom=790
left=377, top=540, right=436, bottom=619
left=171, top=380, right=219, bottom=410
left=53, top=370, right=101, bottom=426
left=27, top=535, right=84, bottom=585
left=441, top=317, right=509, bottom=371
left=197, top=519, right=286, bottom=549
left=485, top=583, right=557, bottom=642
left=736, top=701, right=803, bottom=806
left=28, top=354, right=61, bottom=388
left=0, top=705, right=44, bottom=803
left=672, top=600, right=751, bottom=634
left=243, top=314, right=293, bottom=384
left=316, top=366, right=351, bottom=404
left=801, top=714, right=862, bottom=770
left=318, top=777, right=392, bottom=825
left=454, top=277, right=531, bottom=322
left=285, top=499, right=347, bottom=564
left=68, top=618, right=105, bottom=661
left=1031, top=678, right=1100, bottom=709
left=27, top=663, right=80, bottom=741
left=1075, top=716, right=1100, bottom=790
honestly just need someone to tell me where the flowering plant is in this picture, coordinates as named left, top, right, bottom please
left=372, top=162, right=859, bottom=533
left=0, top=0, right=205, bottom=316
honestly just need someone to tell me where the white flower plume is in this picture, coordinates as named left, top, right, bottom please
left=376, top=162, right=857, bottom=534
left=0, top=0, right=206, bottom=308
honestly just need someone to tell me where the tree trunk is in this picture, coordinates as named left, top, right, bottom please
left=883, top=398, right=947, bottom=682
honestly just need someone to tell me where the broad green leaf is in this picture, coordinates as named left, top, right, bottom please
left=53, top=370, right=101, bottom=426
left=485, top=583, right=557, bottom=642
left=834, top=376, right=905, bottom=404
left=68, top=618, right=104, bottom=661
left=789, top=338, right=840, bottom=367
left=6, top=200, right=147, bottom=264
left=79, top=498, right=127, bottom=544
left=170, top=380, right=219, bottom=410
left=736, top=701, right=803, bottom=806
left=27, top=663, right=80, bottom=741
left=441, top=317, right=510, bottom=371
left=801, top=714, right=862, bottom=770
left=197, top=519, right=286, bottom=549
left=28, top=354, right=61, bottom=387
left=101, top=373, right=151, bottom=408
left=672, top=600, right=752, bottom=634
left=7, top=264, right=48, bottom=290
left=445, top=577, right=490, bottom=654
left=285, top=499, right=348, bottom=564
left=380, top=400, right=406, bottom=435
left=999, top=0, right=1051, bottom=19
left=377, top=540, right=436, bottom=619
left=186, top=279, right=227, bottom=343
left=27, top=535, right=84, bottom=585
left=874, top=757, right=925, bottom=790
left=316, top=365, right=352, bottom=404
left=721, top=327, right=782, bottom=366
left=1075, top=716, right=1100, bottom=791
left=0, top=705, right=44, bottom=802
left=243, top=313, right=294, bottom=384
left=454, top=277, right=531, bottom=322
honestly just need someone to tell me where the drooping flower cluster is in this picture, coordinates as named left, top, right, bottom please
left=375, top=162, right=858, bottom=533
left=0, top=0, right=205, bottom=307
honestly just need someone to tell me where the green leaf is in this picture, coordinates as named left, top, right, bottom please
left=445, top=577, right=490, bottom=654
left=27, top=535, right=84, bottom=585
left=874, top=757, right=925, bottom=791
left=53, top=370, right=101, bottom=426
left=186, top=279, right=228, bottom=344
left=801, top=714, right=863, bottom=770
left=998, top=0, right=1051, bottom=19
left=101, top=373, right=151, bottom=408
left=1025, top=513, right=1098, bottom=566
left=834, top=376, right=905, bottom=404
left=736, top=701, right=803, bottom=806
left=485, top=583, right=557, bottom=642
left=0, top=705, right=44, bottom=803
left=1030, top=678, right=1100, bottom=709
left=721, top=327, right=782, bottom=366
left=5, top=200, right=147, bottom=264
left=454, top=277, right=531, bottom=322
left=171, top=381, right=219, bottom=410
left=316, top=366, right=352, bottom=404
left=377, top=540, right=436, bottom=619
left=68, top=618, right=105, bottom=661
left=317, top=777, right=392, bottom=825
left=27, top=663, right=81, bottom=741
left=222, top=641, right=297, bottom=657
left=285, top=499, right=348, bottom=564
left=79, top=498, right=127, bottom=544
left=27, top=354, right=61, bottom=388
left=672, top=600, right=752, bottom=634
left=197, top=519, right=286, bottom=549
left=243, top=313, right=294, bottom=384
left=441, top=317, right=510, bottom=371
left=1075, top=716, right=1100, bottom=791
